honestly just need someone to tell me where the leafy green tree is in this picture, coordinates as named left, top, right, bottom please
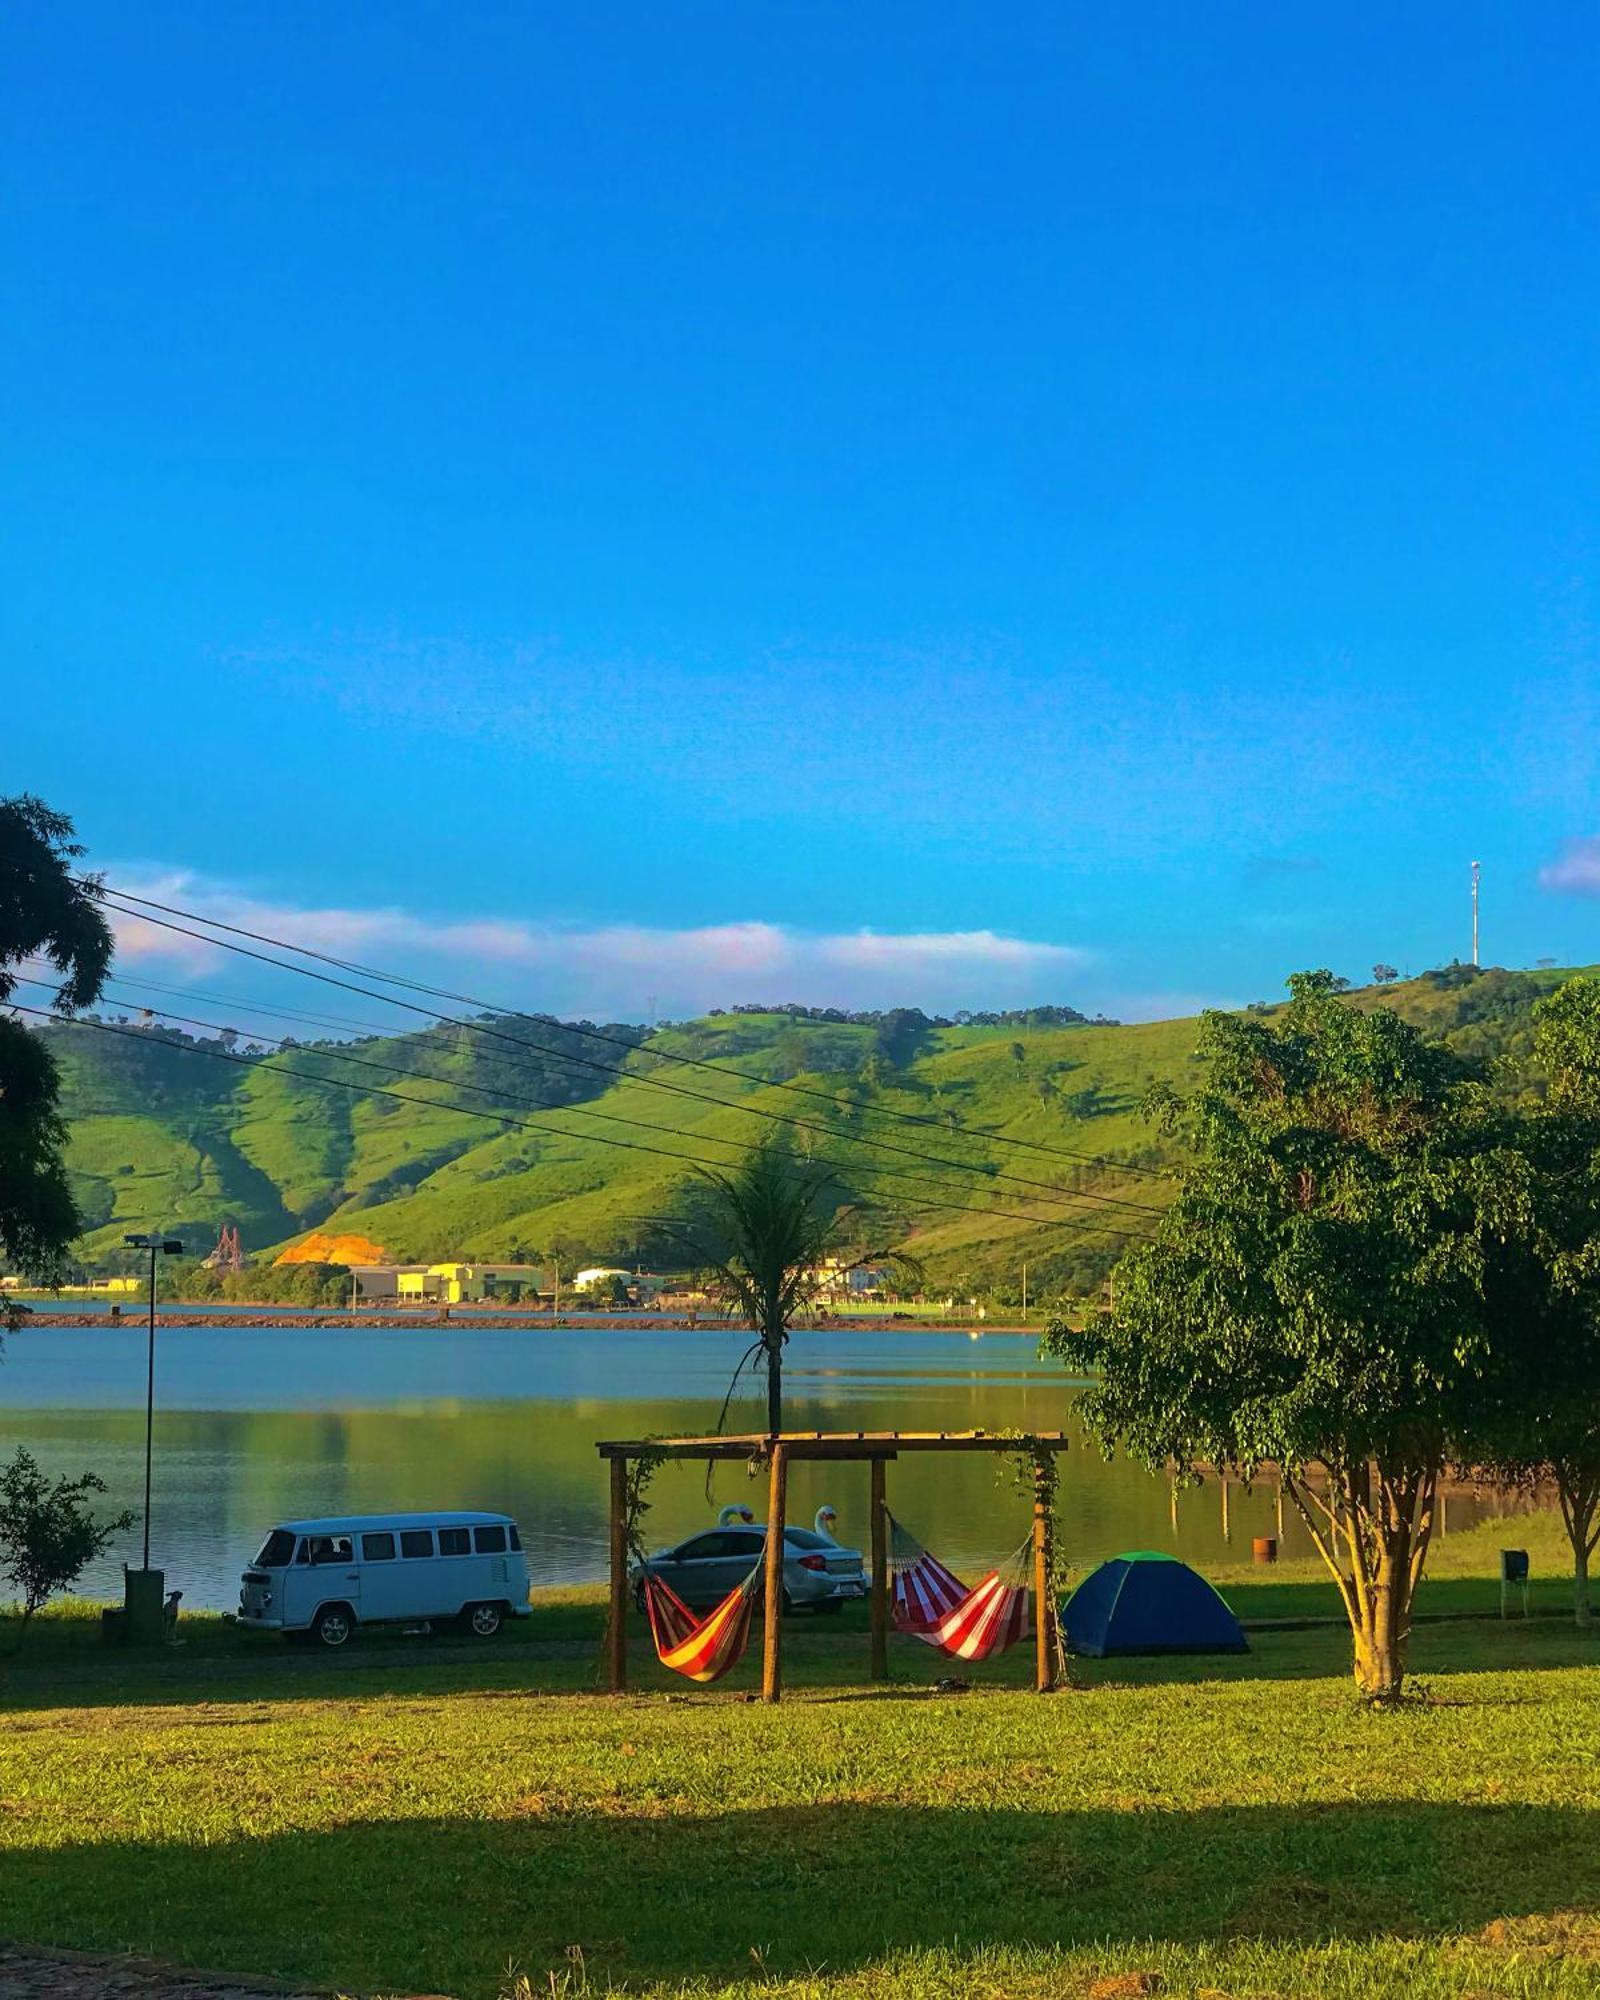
left=175, top=1260, right=224, bottom=1302
left=1467, top=976, right=1600, bottom=1625
left=1045, top=971, right=1525, bottom=1701
left=1372, top=963, right=1399, bottom=985
left=0, top=797, right=113, bottom=1283
left=0, top=1447, right=133, bottom=1643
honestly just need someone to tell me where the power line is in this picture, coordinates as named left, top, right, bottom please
left=25, top=976, right=1150, bottom=1228
left=13, top=958, right=402, bottom=1043
left=94, top=882, right=1176, bottom=1184
left=18, top=1002, right=1161, bottom=1245
left=90, top=892, right=1171, bottom=1225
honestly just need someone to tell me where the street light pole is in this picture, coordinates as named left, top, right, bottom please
left=124, top=1232, right=184, bottom=1572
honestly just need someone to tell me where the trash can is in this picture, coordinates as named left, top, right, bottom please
left=1500, top=1549, right=1530, bottom=1619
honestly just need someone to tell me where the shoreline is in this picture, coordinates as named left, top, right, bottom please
left=5, top=1307, right=1039, bottom=1334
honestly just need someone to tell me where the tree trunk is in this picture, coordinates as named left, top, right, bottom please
left=1286, top=1461, right=1435, bottom=1703
left=764, top=1322, right=783, bottom=1436
left=1557, top=1469, right=1599, bottom=1630
left=1350, top=1579, right=1408, bottom=1701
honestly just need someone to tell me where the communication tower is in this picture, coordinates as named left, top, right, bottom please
left=1471, top=859, right=1481, bottom=968
left=209, top=1222, right=244, bottom=1273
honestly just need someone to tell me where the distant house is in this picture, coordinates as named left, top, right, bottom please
left=573, top=1267, right=664, bottom=1304
left=377, top=1261, right=550, bottom=1305
left=350, top=1266, right=422, bottom=1302
left=805, top=1256, right=892, bottom=1302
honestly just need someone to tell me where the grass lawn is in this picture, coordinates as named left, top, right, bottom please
left=3, top=1552, right=1600, bottom=2000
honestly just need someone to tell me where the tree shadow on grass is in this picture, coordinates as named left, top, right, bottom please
left=4, top=1608, right=1596, bottom=1713
left=5, top=1801, right=1600, bottom=1995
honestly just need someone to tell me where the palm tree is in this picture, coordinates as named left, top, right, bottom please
left=665, top=1135, right=915, bottom=1434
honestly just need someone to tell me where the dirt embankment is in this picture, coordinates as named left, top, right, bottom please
left=17, top=1308, right=999, bottom=1333
left=25, top=1304, right=1024, bottom=1336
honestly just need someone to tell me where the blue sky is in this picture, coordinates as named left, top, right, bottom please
left=7, top=5, right=1600, bottom=1025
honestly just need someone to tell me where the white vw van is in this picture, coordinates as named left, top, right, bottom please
left=239, top=1511, right=532, bottom=1647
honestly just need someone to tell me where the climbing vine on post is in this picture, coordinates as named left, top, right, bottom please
left=999, top=1434, right=1073, bottom=1689
left=622, top=1446, right=665, bottom=1565
left=600, top=1444, right=665, bottom=1686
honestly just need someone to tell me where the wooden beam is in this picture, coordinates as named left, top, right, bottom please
left=607, top=1454, right=628, bottom=1693
left=869, top=1457, right=888, bottom=1682
left=761, top=1443, right=788, bottom=1703
left=596, top=1431, right=1067, bottom=1461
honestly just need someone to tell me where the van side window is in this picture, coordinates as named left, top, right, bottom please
left=474, top=1525, right=508, bottom=1554
left=508, top=1525, right=522, bottom=1552
left=400, top=1530, right=433, bottom=1559
left=361, top=1533, right=396, bottom=1562
left=438, top=1528, right=471, bottom=1556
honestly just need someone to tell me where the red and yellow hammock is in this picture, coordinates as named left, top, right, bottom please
left=639, top=1517, right=1032, bottom=1683
left=642, top=1567, right=762, bottom=1683
left=889, top=1514, right=1032, bottom=1662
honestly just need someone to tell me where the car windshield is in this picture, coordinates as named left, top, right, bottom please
left=784, top=1527, right=832, bottom=1549
left=253, top=1529, right=296, bottom=1568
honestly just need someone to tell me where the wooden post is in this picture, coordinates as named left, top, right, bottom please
left=1220, top=1474, right=1230, bottom=1543
left=869, top=1457, right=889, bottom=1681
left=1275, top=1485, right=1284, bottom=1538
left=761, top=1443, right=789, bottom=1703
left=1033, top=1452, right=1054, bottom=1694
left=607, top=1455, right=629, bottom=1693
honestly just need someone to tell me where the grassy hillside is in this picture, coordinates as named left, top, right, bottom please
left=39, top=964, right=1592, bottom=1295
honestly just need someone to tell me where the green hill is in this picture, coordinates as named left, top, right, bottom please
left=37, top=963, right=1588, bottom=1297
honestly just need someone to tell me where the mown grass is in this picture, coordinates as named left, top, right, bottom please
left=3, top=1573, right=1600, bottom=1998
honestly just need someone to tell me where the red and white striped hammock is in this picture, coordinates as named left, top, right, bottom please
left=642, top=1567, right=762, bottom=1684
left=888, top=1513, right=1032, bottom=1662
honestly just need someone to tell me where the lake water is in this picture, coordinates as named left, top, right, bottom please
left=0, top=1319, right=1523, bottom=1609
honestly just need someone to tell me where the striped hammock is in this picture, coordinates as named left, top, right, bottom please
left=642, top=1567, right=762, bottom=1683
left=888, top=1513, right=1032, bottom=1662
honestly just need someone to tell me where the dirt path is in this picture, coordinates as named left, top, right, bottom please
left=0, top=1945, right=315, bottom=2000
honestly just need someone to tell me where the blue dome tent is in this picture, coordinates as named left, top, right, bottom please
left=1062, top=1551, right=1248, bottom=1657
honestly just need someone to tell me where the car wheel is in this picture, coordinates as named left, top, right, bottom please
left=462, top=1601, right=504, bottom=1638
left=313, top=1603, right=355, bottom=1649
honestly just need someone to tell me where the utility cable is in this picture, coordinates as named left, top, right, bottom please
left=94, top=882, right=1176, bottom=1183
left=23, top=977, right=1151, bottom=1229
left=89, top=892, right=1171, bottom=1224
left=18, top=1004, right=1161, bottom=1245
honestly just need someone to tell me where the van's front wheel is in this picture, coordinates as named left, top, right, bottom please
left=312, top=1603, right=356, bottom=1649
left=462, top=1602, right=504, bottom=1638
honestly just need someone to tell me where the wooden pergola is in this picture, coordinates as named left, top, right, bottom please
left=596, top=1429, right=1068, bottom=1701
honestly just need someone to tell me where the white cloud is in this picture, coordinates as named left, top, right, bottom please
left=1540, top=838, right=1600, bottom=898
left=101, top=869, right=1093, bottom=1022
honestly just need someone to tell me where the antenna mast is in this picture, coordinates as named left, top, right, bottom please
left=1471, top=859, right=1480, bottom=968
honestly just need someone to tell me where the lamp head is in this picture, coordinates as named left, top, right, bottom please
left=124, top=1233, right=184, bottom=1255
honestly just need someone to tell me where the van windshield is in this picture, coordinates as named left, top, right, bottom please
left=254, top=1529, right=296, bottom=1568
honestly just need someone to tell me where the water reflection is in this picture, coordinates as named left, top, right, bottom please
left=0, top=1322, right=1525, bottom=1608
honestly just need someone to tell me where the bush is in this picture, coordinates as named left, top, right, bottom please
left=0, top=1448, right=133, bottom=1640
